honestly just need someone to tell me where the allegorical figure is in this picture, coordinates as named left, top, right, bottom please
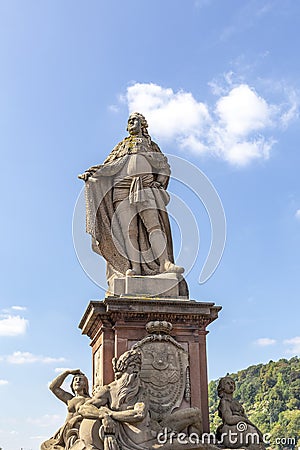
left=78, top=112, right=187, bottom=294
left=216, top=376, right=264, bottom=449
left=78, top=349, right=154, bottom=450
left=41, top=370, right=90, bottom=450
left=77, top=349, right=202, bottom=450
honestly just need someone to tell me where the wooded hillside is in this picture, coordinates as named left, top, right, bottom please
left=208, top=357, right=300, bottom=448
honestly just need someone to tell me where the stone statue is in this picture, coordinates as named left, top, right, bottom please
left=41, top=370, right=90, bottom=450
left=216, top=376, right=264, bottom=449
left=76, top=349, right=202, bottom=450
left=78, top=112, right=186, bottom=295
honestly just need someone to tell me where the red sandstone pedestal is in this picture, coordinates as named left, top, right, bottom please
left=79, top=296, right=221, bottom=433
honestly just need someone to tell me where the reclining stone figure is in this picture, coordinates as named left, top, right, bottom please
left=75, top=349, right=202, bottom=450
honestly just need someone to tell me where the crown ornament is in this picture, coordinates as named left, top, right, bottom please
left=145, top=320, right=173, bottom=335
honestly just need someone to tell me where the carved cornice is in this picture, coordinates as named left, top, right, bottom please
left=79, top=297, right=221, bottom=341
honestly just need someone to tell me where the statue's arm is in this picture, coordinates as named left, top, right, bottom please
left=154, top=174, right=168, bottom=188
left=78, top=165, right=102, bottom=181
left=78, top=385, right=114, bottom=420
left=49, top=369, right=79, bottom=404
left=110, top=387, right=148, bottom=423
left=150, top=142, right=170, bottom=189
left=109, top=402, right=146, bottom=423
left=86, top=385, right=110, bottom=408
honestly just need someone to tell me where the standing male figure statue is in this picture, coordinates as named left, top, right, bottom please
left=79, top=112, right=186, bottom=294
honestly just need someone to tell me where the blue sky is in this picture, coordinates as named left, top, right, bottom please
left=1, top=1, right=300, bottom=449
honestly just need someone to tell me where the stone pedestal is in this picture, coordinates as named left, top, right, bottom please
left=113, top=272, right=187, bottom=298
left=79, top=297, right=221, bottom=433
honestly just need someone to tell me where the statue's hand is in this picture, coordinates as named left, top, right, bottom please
left=98, top=406, right=112, bottom=419
left=68, top=369, right=81, bottom=375
left=150, top=181, right=162, bottom=189
left=79, top=403, right=101, bottom=419
left=133, top=402, right=146, bottom=418
left=78, top=172, right=92, bottom=181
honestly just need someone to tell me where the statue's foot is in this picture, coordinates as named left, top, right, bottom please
left=162, top=260, right=184, bottom=274
left=126, top=269, right=136, bottom=276
left=126, top=267, right=141, bottom=276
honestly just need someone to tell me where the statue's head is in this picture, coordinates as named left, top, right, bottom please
left=70, top=372, right=89, bottom=396
left=127, top=112, right=149, bottom=137
left=112, top=349, right=142, bottom=380
left=217, top=376, right=236, bottom=398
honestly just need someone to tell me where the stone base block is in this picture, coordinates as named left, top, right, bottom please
left=112, top=273, right=187, bottom=298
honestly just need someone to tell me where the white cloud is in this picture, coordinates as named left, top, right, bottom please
left=295, top=210, right=300, bottom=220
left=0, top=315, right=28, bottom=336
left=123, top=81, right=298, bottom=167
left=0, top=379, right=9, bottom=386
left=280, top=88, right=299, bottom=129
left=108, top=104, right=120, bottom=113
left=215, top=84, right=273, bottom=135
left=255, top=338, right=277, bottom=346
left=126, top=82, right=210, bottom=141
left=179, top=135, right=208, bottom=154
left=284, top=336, right=300, bottom=355
left=4, top=351, right=66, bottom=365
left=11, top=305, right=27, bottom=311
left=54, top=367, right=71, bottom=373
left=218, top=137, right=275, bottom=166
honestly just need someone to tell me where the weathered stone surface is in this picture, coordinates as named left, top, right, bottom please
left=76, top=344, right=202, bottom=450
left=40, top=113, right=225, bottom=450
left=78, top=112, right=188, bottom=297
left=131, top=324, right=190, bottom=421
left=79, top=297, right=221, bottom=434
left=112, top=272, right=187, bottom=298
left=40, top=370, right=90, bottom=450
left=216, top=376, right=265, bottom=450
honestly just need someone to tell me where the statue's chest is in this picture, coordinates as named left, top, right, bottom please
left=231, top=400, right=244, bottom=415
left=125, top=153, right=152, bottom=176
left=68, top=396, right=86, bottom=413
